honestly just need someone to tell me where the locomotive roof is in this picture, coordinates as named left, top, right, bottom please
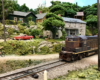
left=87, top=35, right=97, bottom=39
left=66, top=35, right=97, bottom=39
left=78, top=35, right=87, bottom=39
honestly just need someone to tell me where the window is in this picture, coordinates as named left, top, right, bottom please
left=14, top=17, right=17, bottom=22
left=19, top=18, right=23, bottom=23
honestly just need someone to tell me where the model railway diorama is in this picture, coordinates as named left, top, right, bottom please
left=59, top=35, right=98, bottom=61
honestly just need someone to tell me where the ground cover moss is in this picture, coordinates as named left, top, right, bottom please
left=0, top=59, right=44, bottom=74
left=49, top=65, right=100, bottom=80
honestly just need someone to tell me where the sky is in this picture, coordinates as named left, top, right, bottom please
left=17, top=0, right=97, bottom=9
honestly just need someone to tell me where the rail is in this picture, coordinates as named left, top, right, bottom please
left=0, top=60, right=66, bottom=80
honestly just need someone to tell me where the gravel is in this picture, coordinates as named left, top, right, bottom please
left=0, top=53, right=98, bottom=80
left=32, top=54, right=98, bottom=80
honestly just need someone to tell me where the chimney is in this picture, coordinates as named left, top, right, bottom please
left=58, top=14, right=61, bottom=17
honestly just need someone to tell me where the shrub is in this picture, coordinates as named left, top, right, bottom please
left=40, top=46, right=50, bottom=53
left=21, top=23, right=27, bottom=26
left=36, top=22, right=43, bottom=29
left=29, top=21, right=35, bottom=26
left=18, top=24, right=26, bottom=33
left=27, top=16, right=32, bottom=21
left=53, top=43, right=62, bottom=52
left=0, top=60, right=43, bottom=74
left=7, top=27, right=14, bottom=36
left=31, top=29, right=40, bottom=38
left=24, top=29, right=30, bottom=35
left=60, top=36, right=65, bottom=40
left=17, top=21, right=21, bottom=24
left=5, top=20, right=9, bottom=25
left=9, top=20, right=15, bottom=25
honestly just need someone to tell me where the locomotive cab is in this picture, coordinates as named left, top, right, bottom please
left=60, top=36, right=80, bottom=61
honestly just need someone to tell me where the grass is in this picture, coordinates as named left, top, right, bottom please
left=0, top=59, right=44, bottom=74
left=49, top=65, right=100, bottom=80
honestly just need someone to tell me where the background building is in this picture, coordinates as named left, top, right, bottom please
left=62, top=17, right=86, bottom=36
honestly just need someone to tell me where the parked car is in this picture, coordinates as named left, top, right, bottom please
left=14, top=34, right=33, bottom=40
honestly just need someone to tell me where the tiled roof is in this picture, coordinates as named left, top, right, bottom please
left=62, top=17, right=86, bottom=24
left=36, top=13, right=47, bottom=19
left=10, top=11, right=37, bottom=17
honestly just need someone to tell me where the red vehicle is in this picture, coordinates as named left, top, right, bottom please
left=14, top=34, right=33, bottom=40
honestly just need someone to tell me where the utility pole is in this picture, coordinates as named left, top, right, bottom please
left=2, top=0, right=6, bottom=42
left=97, top=0, right=100, bottom=71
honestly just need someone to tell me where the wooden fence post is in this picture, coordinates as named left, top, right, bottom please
left=44, top=70, right=47, bottom=80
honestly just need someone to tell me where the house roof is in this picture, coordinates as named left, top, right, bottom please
left=9, top=11, right=37, bottom=17
left=36, top=13, right=47, bottom=19
left=62, top=17, right=86, bottom=24
left=75, top=12, right=84, bottom=16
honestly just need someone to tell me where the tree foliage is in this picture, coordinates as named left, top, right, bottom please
left=42, top=13, right=65, bottom=38
left=36, top=5, right=49, bottom=14
left=86, top=15, right=97, bottom=35
left=0, top=0, right=14, bottom=20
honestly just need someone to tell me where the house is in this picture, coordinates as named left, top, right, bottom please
left=8, top=11, right=37, bottom=23
left=74, top=12, right=84, bottom=20
left=62, top=17, right=86, bottom=36
left=36, top=13, right=47, bottom=23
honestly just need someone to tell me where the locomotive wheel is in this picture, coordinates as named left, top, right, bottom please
left=85, top=53, right=89, bottom=57
left=72, top=55, right=78, bottom=61
left=82, top=53, right=85, bottom=58
left=95, top=51, right=98, bottom=54
left=78, top=54, right=82, bottom=60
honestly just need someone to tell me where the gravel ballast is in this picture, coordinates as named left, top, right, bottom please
left=32, top=54, right=98, bottom=80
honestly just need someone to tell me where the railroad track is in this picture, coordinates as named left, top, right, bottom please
left=0, top=60, right=66, bottom=80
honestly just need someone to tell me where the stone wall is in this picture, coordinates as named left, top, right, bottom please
left=65, top=22, right=86, bottom=35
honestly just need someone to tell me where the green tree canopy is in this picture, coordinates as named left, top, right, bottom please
left=86, top=15, right=97, bottom=35
left=42, top=13, right=65, bottom=38
left=19, top=4, right=29, bottom=12
left=36, top=5, right=50, bottom=14
left=0, top=0, right=14, bottom=20
left=50, top=5, right=66, bottom=16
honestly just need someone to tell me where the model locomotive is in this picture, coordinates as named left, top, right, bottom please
left=59, top=35, right=98, bottom=61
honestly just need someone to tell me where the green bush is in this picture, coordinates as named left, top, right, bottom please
left=29, top=21, right=35, bottom=26
left=0, top=60, right=43, bottom=74
left=53, top=43, right=62, bottom=52
left=9, top=20, right=15, bottom=25
left=5, top=19, right=9, bottom=25
left=7, top=27, right=14, bottom=36
left=0, top=40, right=41, bottom=55
left=17, top=21, right=21, bottom=24
left=40, top=46, right=50, bottom=53
left=60, top=30, right=66, bottom=40
left=31, top=29, right=40, bottom=38
left=60, top=36, right=65, bottom=40
left=18, top=24, right=26, bottom=33
left=21, top=23, right=27, bottom=26
left=27, top=16, right=32, bottom=21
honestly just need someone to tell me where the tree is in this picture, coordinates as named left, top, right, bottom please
left=12, top=0, right=20, bottom=11
left=50, top=5, right=66, bottom=16
left=29, top=9, right=37, bottom=14
left=42, top=13, right=65, bottom=39
left=36, top=5, right=50, bottom=14
left=49, top=1, right=78, bottom=17
left=66, top=9, right=76, bottom=17
left=19, top=4, right=29, bottom=12
left=86, top=15, right=97, bottom=35
left=0, top=0, right=14, bottom=20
